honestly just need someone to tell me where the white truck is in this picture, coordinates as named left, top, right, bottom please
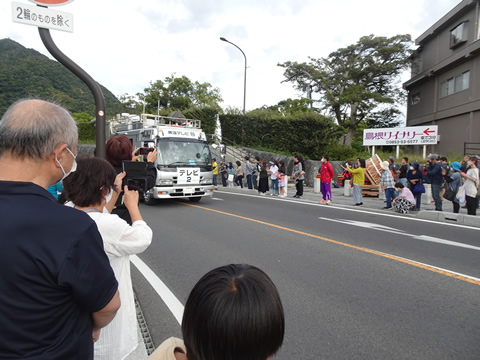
left=111, top=114, right=215, bottom=204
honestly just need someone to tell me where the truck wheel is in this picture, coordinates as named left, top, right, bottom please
left=188, top=197, right=201, bottom=202
left=144, top=191, right=156, bottom=205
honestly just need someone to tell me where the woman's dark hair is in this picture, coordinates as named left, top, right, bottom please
left=228, top=162, right=233, bottom=169
left=358, top=159, right=366, bottom=168
left=106, top=135, right=133, bottom=167
left=236, top=160, right=241, bottom=166
left=323, top=155, right=329, bottom=161
left=182, top=264, right=285, bottom=360
left=63, top=156, right=116, bottom=207
left=279, top=160, right=285, bottom=167
left=395, top=182, right=405, bottom=189
left=255, top=156, right=260, bottom=161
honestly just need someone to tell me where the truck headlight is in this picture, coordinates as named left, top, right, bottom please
left=158, top=179, right=173, bottom=185
left=200, top=178, right=212, bottom=185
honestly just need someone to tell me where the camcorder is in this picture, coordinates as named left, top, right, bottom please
left=135, top=147, right=155, bottom=156
left=122, top=161, right=148, bottom=192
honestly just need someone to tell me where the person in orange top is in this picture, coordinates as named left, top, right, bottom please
left=319, top=154, right=334, bottom=205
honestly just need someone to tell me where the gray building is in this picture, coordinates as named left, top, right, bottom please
left=404, top=0, right=480, bottom=155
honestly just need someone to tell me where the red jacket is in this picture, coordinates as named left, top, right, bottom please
left=320, top=161, right=334, bottom=183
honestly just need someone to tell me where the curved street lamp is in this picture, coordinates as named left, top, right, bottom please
left=220, top=37, right=247, bottom=114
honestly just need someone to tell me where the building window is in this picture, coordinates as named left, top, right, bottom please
left=440, top=71, right=470, bottom=97
left=411, top=93, right=421, bottom=105
left=450, top=22, right=468, bottom=48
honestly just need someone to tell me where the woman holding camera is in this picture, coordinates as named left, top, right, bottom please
left=63, top=157, right=153, bottom=360
left=105, top=135, right=157, bottom=224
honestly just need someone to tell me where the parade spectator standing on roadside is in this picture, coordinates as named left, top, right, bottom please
left=380, top=160, right=396, bottom=209
left=226, top=162, right=235, bottom=187
left=319, top=154, right=334, bottom=205
left=244, top=156, right=253, bottom=189
left=406, top=161, right=424, bottom=211
left=105, top=135, right=157, bottom=224
left=0, top=99, right=120, bottom=359
left=220, top=159, right=227, bottom=187
left=212, top=157, right=218, bottom=189
left=258, top=160, right=269, bottom=195
left=235, top=160, right=244, bottom=188
left=268, top=160, right=280, bottom=196
left=345, top=158, right=365, bottom=206
left=388, top=156, right=397, bottom=180
left=426, top=153, right=444, bottom=211
left=63, top=157, right=153, bottom=360
left=460, top=155, right=470, bottom=172
left=292, top=155, right=304, bottom=198
left=252, top=156, right=260, bottom=190
left=459, top=155, right=479, bottom=215
left=449, top=161, right=463, bottom=213
left=278, top=160, right=286, bottom=197
left=397, top=157, right=408, bottom=187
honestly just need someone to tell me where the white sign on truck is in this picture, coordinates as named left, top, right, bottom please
left=363, top=125, right=438, bottom=146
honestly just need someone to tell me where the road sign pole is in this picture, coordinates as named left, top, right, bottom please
left=38, top=27, right=106, bottom=158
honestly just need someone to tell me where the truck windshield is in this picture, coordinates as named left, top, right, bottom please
left=156, top=140, right=211, bottom=166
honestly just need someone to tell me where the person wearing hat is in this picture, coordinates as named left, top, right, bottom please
left=380, top=160, right=396, bottom=209
left=448, top=161, right=463, bottom=213
left=407, top=161, right=424, bottom=210
left=426, top=153, right=444, bottom=211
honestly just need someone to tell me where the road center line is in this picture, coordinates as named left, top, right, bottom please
left=179, top=202, right=480, bottom=286
left=130, top=255, right=184, bottom=324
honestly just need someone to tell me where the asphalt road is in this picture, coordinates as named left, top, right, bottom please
left=132, top=191, right=480, bottom=360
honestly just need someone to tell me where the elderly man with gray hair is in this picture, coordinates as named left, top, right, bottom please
left=426, top=153, right=444, bottom=211
left=0, top=99, right=120, bottom=359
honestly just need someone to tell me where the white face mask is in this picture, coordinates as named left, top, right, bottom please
left=321, top=159, right=325, bottom=162
left=105, top=188, right=113, bottom=203
left=410, top=166, right=414, bottom=171
left=56, top=147, right=77, bottom=181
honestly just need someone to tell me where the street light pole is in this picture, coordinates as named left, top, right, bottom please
left=220, top=37, right=246, bottom=114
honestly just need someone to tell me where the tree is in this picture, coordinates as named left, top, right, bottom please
left=141, top=74, right=223, bottom=113
left=278, top=34, right=412, bottom=147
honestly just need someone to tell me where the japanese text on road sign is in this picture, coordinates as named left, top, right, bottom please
left=12, top=2, right=73, bottom=33
left=363, top=126, right=438, bottom=146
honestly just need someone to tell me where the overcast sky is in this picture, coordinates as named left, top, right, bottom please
left=1, top=0, right=461, bottom=112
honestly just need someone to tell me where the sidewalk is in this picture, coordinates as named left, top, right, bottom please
left=215, top=183, right=480, bottom=228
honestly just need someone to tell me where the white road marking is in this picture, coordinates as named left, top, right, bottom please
left=130, top=255, right=184, bottom=324
left=214, top=190, right=480, bottom=231
left=319, top=217, right=480, bottom=251
left=373, top=250, right=480, bottom=283
left=210, top=197, right=224, bottom=201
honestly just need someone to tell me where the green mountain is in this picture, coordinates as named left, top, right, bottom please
left=0, top=38, right=120, bottom=117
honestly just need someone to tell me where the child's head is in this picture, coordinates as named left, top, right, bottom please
left=182, top=264, right=285, bottom=360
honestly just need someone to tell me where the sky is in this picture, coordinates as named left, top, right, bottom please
left=1, top=0, right=462, bottom=113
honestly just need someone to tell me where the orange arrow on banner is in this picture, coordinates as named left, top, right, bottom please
left=423, top=128, right=435, bottom=135
left=28, top=0, right=74, bottom=6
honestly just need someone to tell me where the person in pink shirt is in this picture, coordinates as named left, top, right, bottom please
left=393, top=182, right=416, bottom=214
left=319, top=154, right=334, bottom=205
